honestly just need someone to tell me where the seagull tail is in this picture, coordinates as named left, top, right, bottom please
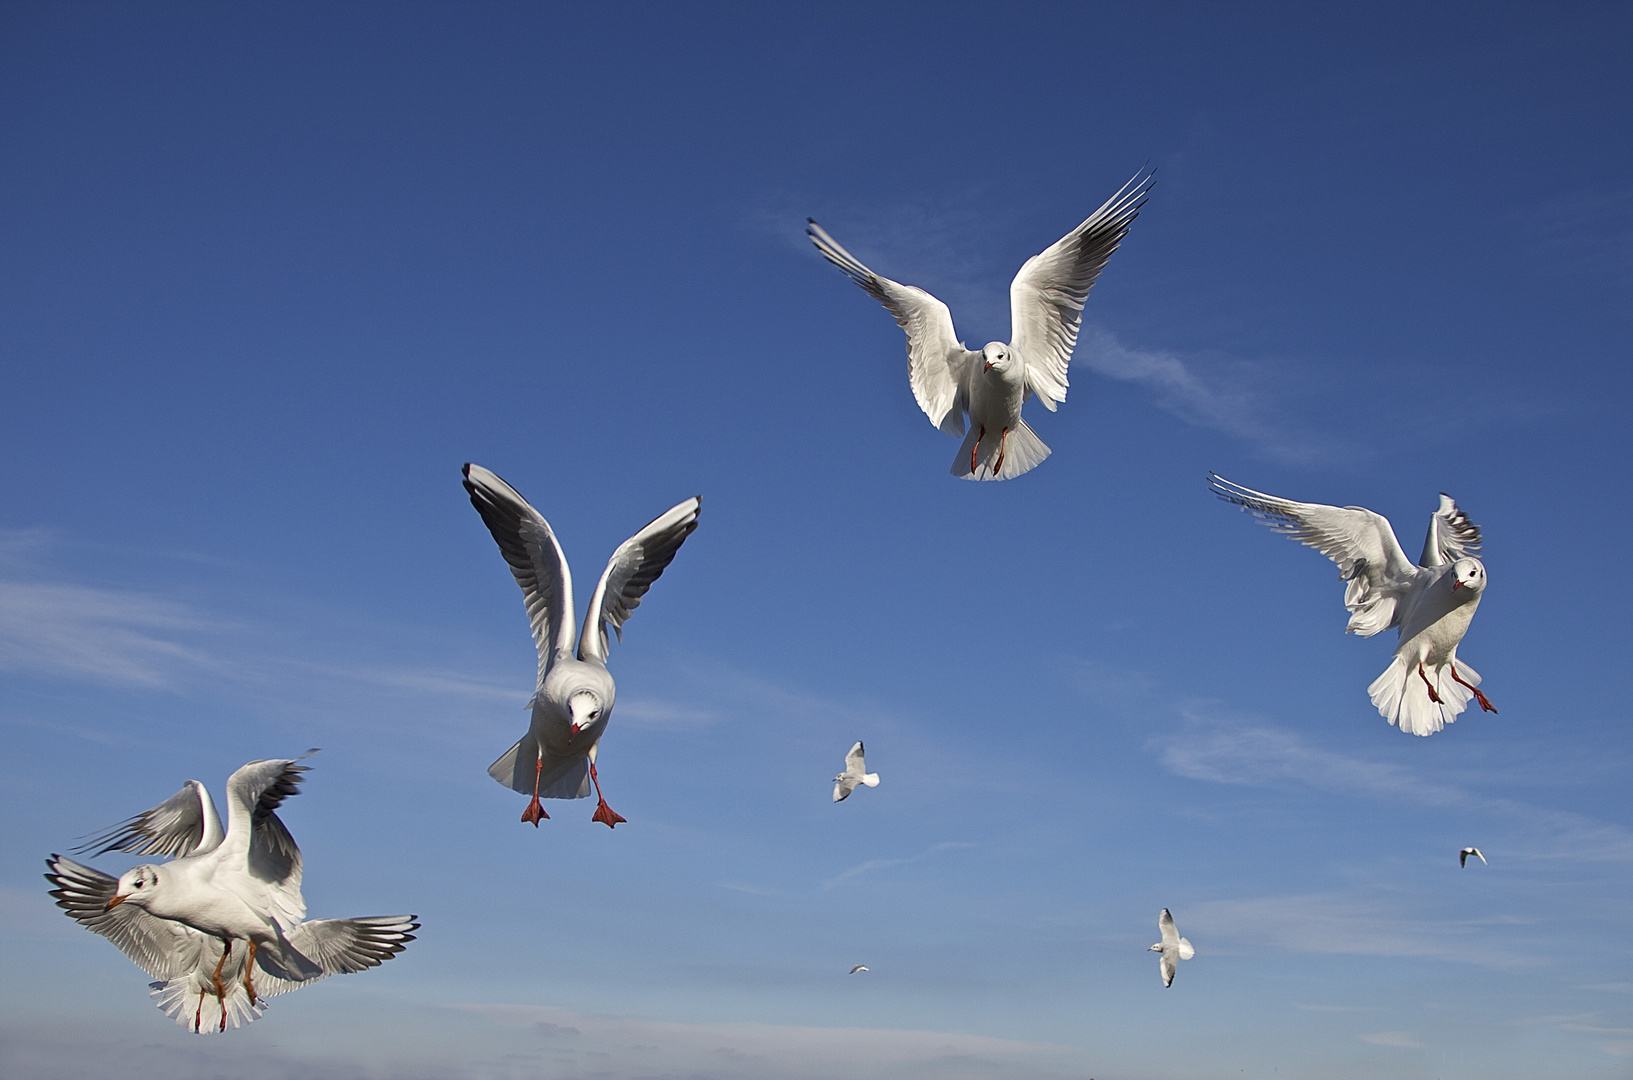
left=861, top=773, right=880, bottom=787
left=487, top=738, right=592, bottom=799
left=150, top=965, right=266, bottom=1034
left=1367, top=656, right=1478, bottom=737
left=950, top=419, right=1050, bottom=481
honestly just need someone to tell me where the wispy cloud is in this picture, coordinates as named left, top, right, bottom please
left=824, top=841, right=975, bottom=889
left=1357, top=1031, right=1421, bottom=1048
left=0, top=580, right=225, bottom=689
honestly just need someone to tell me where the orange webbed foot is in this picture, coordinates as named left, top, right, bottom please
left=592, top=800, right=626, bottom=828
left=520, top=798, right=550, bottom=826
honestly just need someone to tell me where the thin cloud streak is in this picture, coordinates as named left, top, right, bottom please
left=0, top=580, right=224, bottom=689
left=824, top=841, right=975, bottom=889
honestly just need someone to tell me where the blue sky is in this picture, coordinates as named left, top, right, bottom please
left=2, top=2, right=1631, bottom=1077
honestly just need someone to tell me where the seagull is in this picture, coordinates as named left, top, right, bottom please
left=832, top=741, right=880, bottom=803
left=1460, top=847, right=1487, bottom=867
left=1150, top=909, right=1194, bottom=988
left=463, top=463, right=701, bottom=828
left=849, top=965, right=869, bottom=974
left=44, top=756, right=417, bottom=1034
left=806, top=170, right=1151, bottom=481
left=1211, top=474, right=1497, bottom=737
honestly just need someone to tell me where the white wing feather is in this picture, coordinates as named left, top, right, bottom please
left=578, top=496, right=702, bottom=663
left=220, top=757, right=310, bottom=931
left=75, top=779, right=224, bottom=860
left=1419, top=493, right=1482, bottom=568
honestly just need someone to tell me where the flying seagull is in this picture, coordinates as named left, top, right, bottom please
left=1460, top=847, right=1487, bottom=867
left=45, top=755, right=417, bottom=1034
left=833, top=741, right=880, bottom=803
left=1150, top=908, right=1194, bottom=988
left=806, top=170, right=1151, bottom=481
left=464, top=463, right=701, bottom=828
left=1211, top=474, right=1497, bottom=736
left=849, top=965, right=869, bottom=974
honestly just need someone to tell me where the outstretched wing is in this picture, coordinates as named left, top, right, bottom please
left=1010, top=170, right=1152, bottom=411
left=221, top=756, right=311, bottom=928
left=45, top=855, right=208, bottom=981
left=1158, top=908, right=1180, bottom=947
left=1210, top=473, right=1421, bottom=637
left=251, top=916, right=419, bottom=999
left=844, top=741, right=866, bottom=775
left=807, top=219, right=974, bottom=436
left=1159, top=951, right=1177, bottom=987
left=578, top=496, right=702, bottom=663
left=74, top=779, right=224, bottom=860
left=1419, top=493, right=1482, bottom=568
left=463, top=463, right=577, bottom=688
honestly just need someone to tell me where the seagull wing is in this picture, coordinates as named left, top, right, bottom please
left=220, top=756, right=310, bottom=929
left=463, top=463, right=577, bottom=690
left=250, top=916, right=419, bottom=998
left=1160, top=950, right=1177, bottom=987
left=578, top=496, right=702, bottom=663
left=1159, top=908, right=1180, bottom=947
left=45, top=855, right=210, bottom=981
left=1210, top=473, right=1421, bottom=637
left=845, top=741, right=867, bottom=775
left=1009, top=170, right=1152, bottom=411
left=1419, top=494, right=1482, bottom=569
left=807, top=219, right=973, bottom=436
left=74, top=779, right=224, bottom=859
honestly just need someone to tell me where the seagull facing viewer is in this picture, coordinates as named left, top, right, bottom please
left=463, top=463, right=701, bottom=828
left=806, top=171, right=1151, bottom=481
left=832, top=741, right=880, bottom=803
left=1150, top=908, right=1194, bottom=988
left=1211, top=474, right=1497, bottom=736
left=45, top=755, right=417, bottom=1033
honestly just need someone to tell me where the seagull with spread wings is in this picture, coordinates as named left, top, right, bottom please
left=45, top=755, right=417, bottom=1033
left=806, top=171, right=1151, bottom=481
left=1460, top=847, right=1487, bottom=867
left=1150, top=909, right=1194, bottom=988
left=832, top=741, right=880, bottom=803
left=1211, top=473, right=1497, bottom=736
left=463, top=463, right=701, bottom=828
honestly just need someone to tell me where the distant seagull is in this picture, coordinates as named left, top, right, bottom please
left=849, top=964, right=869, bottom=974
left=1460, top=847, right=1487, bottom=867
left=1211, top=474, right=1497, bottom=737
left=45, top=756, right=417, bottom=1034
left=1149, top=908, right=1194, bottom=988
left=832, top=741, right=880, bottom=803
left=464, top=463, right=701, bottom=828
left=806, top=171, right=1151, bottom=481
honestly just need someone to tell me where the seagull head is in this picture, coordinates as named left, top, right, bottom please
left=981, top=343, right=1011, bottom=373
left=1449, top=557, right=1486, bottom=594
left=566, top=690, right=603, bottom=738
left=1148, top=942, right=1164, bottom=953
left=108, top=864, right=161, bottom=911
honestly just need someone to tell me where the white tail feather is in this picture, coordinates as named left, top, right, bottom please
left=487, top=738, right=591, bottom=798
left=861, top=773, right=880, bottom=787
left=951, top=419, right=1051, bottom=481
left=1368, top=657, right=1480, bottom=736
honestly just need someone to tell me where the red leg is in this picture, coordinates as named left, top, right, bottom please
left=212, top=938, right=232, bottom=1032
left=589, top=763, right=626, bottom=828
left=1449, top=664, right=1497, bottom=713
left=993, top=427, right=1009, bottom=475
left=1417, top=662, right=1442, bottom=704
left=520, top=755, right=549, bottom=826
left=244, top=940, right=258, bottom=1005
left=971, top=426, right=985, bottom=475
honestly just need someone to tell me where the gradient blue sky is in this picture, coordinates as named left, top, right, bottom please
left=2, top=3, right=1631, bottom=1078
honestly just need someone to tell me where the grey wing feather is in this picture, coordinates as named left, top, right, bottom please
left=45, top=855, right=208, bottom=981
left=1010, top=170, right=1152, bottom=410
left=579, top=496, right=702, bottom=663
left=74, top=779, right=222, bottom=859
left=1210, top=473, right=1420, bottom=637
left=1419, top=494, right=1482, bottom=568
left=845, top=741, right=866, bottom=773
left=807, top=219, right=972, bottom=436
left=252, top=916, right=420, bottom=998
left=463, top=463, right=577, bottom=684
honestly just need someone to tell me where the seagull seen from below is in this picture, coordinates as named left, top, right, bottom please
left=1461, top=847, right=1487, bottom=867
left=806, top=170, right=1151, bottom=481
left=849, top=964, right=869, bottom=975
left=1211, top=474, right=1497, bottom=737
left=1150, top=908, right=1194, bottom=988
left=45, top=755, right=417, bottom=1034
left=463, top=463, right=701, bottom=828
left=832, top=741, right=880, bottom=803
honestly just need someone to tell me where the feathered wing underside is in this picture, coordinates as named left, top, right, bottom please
left=1010, top=170, right=1153, bottom=411
left=46, top=855, right=205, bottom=981
left=1158, top=908, right=1179, bottom=947
left=579, top=496, right=703, bottom=663
left=463, top=463, right=577, bottom=689
left=250, top=916, right=419, bottom=999
left=222, top=757, right=310, bottom=928
left=1160, top=951, right=1177, bottom=987
left=806, top=219, right=973, bottom=436
left=845, top=741, right=866, bottom=774
left=1419, top=493, right=1482, bottom=568
left=1210, top=473, right=1420, bottom=636
left=75, top=779, right=223, bottom=860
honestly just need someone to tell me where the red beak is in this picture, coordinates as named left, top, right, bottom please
left=983, top=361, right=993, bottom=372
left=1452, top=580, right=1463, bottom=589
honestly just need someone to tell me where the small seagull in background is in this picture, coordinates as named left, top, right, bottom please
left=833, top=742, right=880, bottom=803
left=1460, top=847, right=1487, bottom=867
left=463, top=463, right=701, bottom=828
left=849, top=965, right=869, bottom=975
left=807, top=171, right=1151, bottom=481
left=1210, top=474, right=1496, bottom=736
left=1150, top=908, right=1195, bottom=988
